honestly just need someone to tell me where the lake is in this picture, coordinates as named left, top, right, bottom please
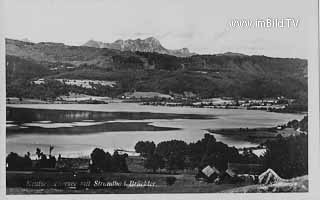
left=6, top=103, right=304, bottom=158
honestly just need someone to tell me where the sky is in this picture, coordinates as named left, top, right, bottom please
left=3, top=0, right=314, bottom=58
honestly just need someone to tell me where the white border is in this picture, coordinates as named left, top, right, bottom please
left=1, top=0, right=7, bottom=199
left=0, top=0, right=319, bottom=199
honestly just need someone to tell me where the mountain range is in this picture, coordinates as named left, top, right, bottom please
left=5, top=38, right=307, bottom=105
left=83, top=37, right=196, bottom=57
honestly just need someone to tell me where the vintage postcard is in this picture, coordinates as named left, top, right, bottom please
left=1, top=0, right=319, bottom=199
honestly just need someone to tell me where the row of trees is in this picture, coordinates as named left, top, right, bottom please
left=135, top=134, right=260, bottom=173
left=6, top=152, right=32, bottom=170
left=135, top=132, right=308, bottom=179
left=6, top=147, right=56, bottom=170
left=6, top=147, right=129, bottom=173
left=286, top=116, right=308, bottom=132
left=6, top=133, right=308, bottom=179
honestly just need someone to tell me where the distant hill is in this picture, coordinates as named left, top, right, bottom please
left=83, top=37, right=196, bottom=57
left=6, top=38, right=121, bottom=67
left=5, top=38, right=307, bottom=103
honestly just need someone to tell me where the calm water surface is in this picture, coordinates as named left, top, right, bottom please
left=6, top=103, right=304, bottom=158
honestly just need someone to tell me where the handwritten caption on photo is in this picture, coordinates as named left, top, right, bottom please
left=25, top=179, right=157, bottom=189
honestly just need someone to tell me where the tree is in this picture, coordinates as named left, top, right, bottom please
left=299, top=116, right=308, bottom=132
left=134, top=141, right=156, bottom=157
left=188, top=134, right=243, bottom=171
left=112, top=151, right=129, bottom=172
left=189, top=134, right=217, bottom=168
left=36, top=148, right=42, bottom=159
left=155, top=140, right=188, bottom=159
left=144, top=154, right=165, bottom=173
left=90, top=148, right=113, bottom=172
left=167, top=152, right=185, bottom=172
left=287, top=119, right=299, bottom=130
left=90, top=148, right=129, bottom=173
left=49, top=145, right=54, bottom=156
left=262, top=134, right=308, bottom=178
left=155, top=140, right=188, bottom=172
left=6, top=152, right=32, bottom=170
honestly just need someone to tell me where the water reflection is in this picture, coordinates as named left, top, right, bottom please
left=6, top=107, right=214, bottom=124
left=6, top=104, right=304, bottom=157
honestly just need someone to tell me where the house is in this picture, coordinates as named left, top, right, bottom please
left=196, top=165, right=221, bottom=182
left=201, top=165, right=220, bottom=178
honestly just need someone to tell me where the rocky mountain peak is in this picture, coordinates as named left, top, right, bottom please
left=144, top=37, right=161, bottom=45
left=83, top=37, right=195, bottom=57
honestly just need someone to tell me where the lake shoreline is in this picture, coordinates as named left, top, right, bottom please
left=207, top=126, right=305, bottom=145
left=6, top=103, right=304, bottom=157
left=7, top=100, right=307, bottom=115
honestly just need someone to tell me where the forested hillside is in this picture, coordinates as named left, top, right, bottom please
left=6, top=38, right=307, bottom=104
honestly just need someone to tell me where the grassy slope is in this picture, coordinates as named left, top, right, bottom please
left=5, top=38, right=308, bottom=99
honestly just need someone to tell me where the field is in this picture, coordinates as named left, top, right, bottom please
left=6, top=155, right=249, bottom=194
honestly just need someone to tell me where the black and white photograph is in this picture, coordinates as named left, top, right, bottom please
left=1, top=0, right=319, bottom=198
